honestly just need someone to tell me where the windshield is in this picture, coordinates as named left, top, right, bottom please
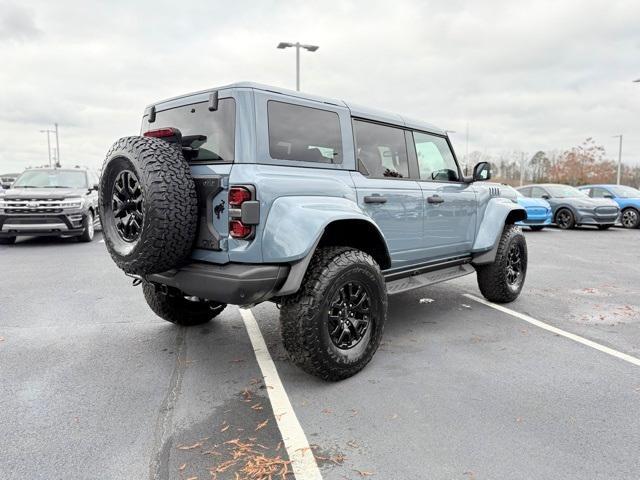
left=608, top=185, right=640, bottom=198
left=13, top=170, right=88, bottom=189
left=502, top=185, right=523, bottom=198
left=546, top=185, right=587, bottom=198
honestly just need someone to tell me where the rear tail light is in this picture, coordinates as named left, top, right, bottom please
left=144, top=128, right=177, bottom=138
left=228, top=187, right=252, bottom=207
left=228, top=185, right=256, bottom=239
left=229, top=220, right=252, bottom=239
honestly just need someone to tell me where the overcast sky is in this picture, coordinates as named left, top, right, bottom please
left=1, top=0, right=639, bottom=173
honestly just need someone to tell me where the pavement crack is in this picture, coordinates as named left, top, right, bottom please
left=149, top=326, right=187, bottom=480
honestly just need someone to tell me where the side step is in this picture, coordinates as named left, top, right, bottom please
left=386, top=263, right=475, bottom=295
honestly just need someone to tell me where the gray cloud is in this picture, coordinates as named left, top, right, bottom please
left=0, top=0, right=639, bottom=173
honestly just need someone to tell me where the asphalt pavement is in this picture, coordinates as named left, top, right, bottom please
left=1, top=227, right=639, bottom=479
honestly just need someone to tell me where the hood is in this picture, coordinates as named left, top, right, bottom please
left=0, top=187, right=85, bottom=199
left=517, top=197, right=550, bottom=208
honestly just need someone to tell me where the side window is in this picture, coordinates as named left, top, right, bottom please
left=353, top=120, right=408, bottom=178
left=519, top=187, right=531, bottom=197
left=530, top=187, right=547, bottom=198
left=591, top=187, right=609, bottom=198
left=413, top=131, right=460, bottom=182
left=268, top=101, right=342, bottom=163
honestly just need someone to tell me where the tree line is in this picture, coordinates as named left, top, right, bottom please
left=465, top=138, right=640, bottom=187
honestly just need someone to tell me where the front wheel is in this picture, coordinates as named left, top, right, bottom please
left=78, top=211, right=95, bottom=242
left=279, top=247, right=387, bottom=381
left=621, top=208, right=640, bottom=229
left=142, top=282, right=226, bottom=326
left=555, top=208, right=575, bottom=229
left=476, top=225, right=527, bottom=303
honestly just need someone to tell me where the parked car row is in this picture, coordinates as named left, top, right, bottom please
left=496, top=182, right=640, bottom=230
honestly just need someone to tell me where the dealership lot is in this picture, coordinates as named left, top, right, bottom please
left=1, top=228, right=639, bottom=479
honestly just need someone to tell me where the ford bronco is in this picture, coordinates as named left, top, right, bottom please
left=99, top=82, right=527, bottom=380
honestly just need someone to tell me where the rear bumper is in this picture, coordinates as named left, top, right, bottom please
left=146, top=262, right=290, bottom=306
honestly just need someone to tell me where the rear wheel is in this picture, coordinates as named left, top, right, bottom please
left=142, top=282, right=226, bottom=326
left=555, top=208, right=575, bottom=230
left=280, top=247, right=387, bottom=381
left=0, top=236, right=16, bottom=245
left=621, top=208, right=640, bottom=229
left=78, top=211, right=95, bottom=242
left=476, top=225, right=527, bottom=303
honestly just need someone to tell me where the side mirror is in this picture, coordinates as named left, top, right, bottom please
left=92, top=183, right=99, bottom=191
left=604, top=194, right=614, bottom=199
left=472, top=162, right=491, bottom=181
left=542, top=194, right=550, bottom=200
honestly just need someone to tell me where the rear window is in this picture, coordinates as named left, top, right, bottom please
left=267, top=101, right=342, bottom=163
left=143, top=98, right=235, bottom=162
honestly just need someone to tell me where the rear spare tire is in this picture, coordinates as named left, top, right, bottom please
left=99, top=136, right=198, bottom=275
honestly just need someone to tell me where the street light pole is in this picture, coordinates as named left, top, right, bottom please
left=613, top=134, right=623, bottom=185
left=54, top=123, right=60, bottom=166
left=277, top=42, right=319, bottom=91
left=40, top=129, right=54, bottom=168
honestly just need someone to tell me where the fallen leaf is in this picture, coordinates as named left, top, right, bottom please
left=251, top=403, right=263, bottom=411
left=356, top=469, right=375, bottom=477
left=255, top=419, right=269, bottom=431
left=419, top=298, right=434, bottom=304
left=220, top=423, right=230, bottom=433
left=177, top=442, right=202, bottom=450
left=178, top=463, right=186, bottom=471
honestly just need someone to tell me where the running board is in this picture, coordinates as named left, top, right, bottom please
left=386, top=263, right=475, bottom=295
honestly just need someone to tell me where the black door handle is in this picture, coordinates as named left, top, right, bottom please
left=427, top=195, right=445, bottom=204
left=364, top=195, right=388, bottom=204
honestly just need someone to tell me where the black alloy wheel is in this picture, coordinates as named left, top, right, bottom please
left=327, top=281, right=371, bottom=350
left=506, top=242, right=524, bottom=287
left=112, top=170, right=144, bottom=242
left=556, top=209, right=574, bottom=229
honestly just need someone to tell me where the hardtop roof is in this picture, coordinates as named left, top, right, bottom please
left=148, top=82, right=445, bottom=135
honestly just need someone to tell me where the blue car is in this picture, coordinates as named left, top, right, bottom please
left=578, top=184, right=640, bottom=229
left=500, top=185, right=552, bottom=230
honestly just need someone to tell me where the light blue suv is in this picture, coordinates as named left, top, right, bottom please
left=99, top=82, right=527, bottom=380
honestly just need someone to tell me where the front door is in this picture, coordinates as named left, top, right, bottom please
left=411, top=131, right=477, bottom=259
left=350, top=120, right=423, bottom=269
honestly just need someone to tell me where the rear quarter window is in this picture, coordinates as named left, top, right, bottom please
left=267, top=101, right=342, bottom=164
left=143, top=98, right=236, bottom=163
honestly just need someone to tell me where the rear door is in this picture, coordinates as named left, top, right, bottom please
left=410, top=131, right=477, bottom=259
left=350, top=119, right=423, bottom=268
left=141, top=91, right=238, bottom=263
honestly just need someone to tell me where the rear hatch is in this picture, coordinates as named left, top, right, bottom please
left=141, top=94, right=236, bottom=261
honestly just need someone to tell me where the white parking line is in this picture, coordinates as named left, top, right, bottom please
left=239, top=308, right=323, bottom=480
left=464, top=293, right=640, bottom=368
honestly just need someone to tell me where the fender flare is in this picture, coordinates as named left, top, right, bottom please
left=472, top=198, right=526, bottom=265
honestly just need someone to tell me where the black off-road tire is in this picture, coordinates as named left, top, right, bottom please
left=597, top=224, right=613, bottom=230
left=279, top=247, right=387, bottom=381
left=476, top=225, right=527, bottom=303
left=529, top=225, right=545, bottom=231
left=555, top=208, right=575, bottom=230
left=0, top=237, right=16, bottom=245
left=142, top=282, right=226, bottom=326
left=99, top=136, right=198, bottom=275
left=78, top=211, right=95, bottom=242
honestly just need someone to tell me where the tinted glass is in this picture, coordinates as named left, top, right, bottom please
left=609, top=185, right=640, bottom=198
left=413, top=131, right=459, bottom=181
left=518, top=187, right=531, bottom=197
left=530, top=186, right=548, bottom=198
left=268, top=101, right=342, bottom=163
left=145, top=98, right=236, bottom=162
left=591, top=187, right=610, bottom=198
left=13, top=170, right=88, bottom=189
left=353, top=120, right=408, bottom=178
left=545, top=185, right=586, bottom=198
